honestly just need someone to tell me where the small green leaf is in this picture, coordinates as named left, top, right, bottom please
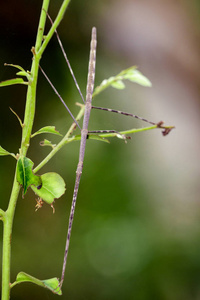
left=4, top=63, right=31, bottom=80
left=31, top=172, right=66, bottom=205
left=40, top=139, right=56, bottom=148
left=0, top=78, right=28, bottom=87
left=0, top=146, right=15, bottom=158
left=11, top=272, right=62, bottom=295
left=17, top=157, right=42, bottom=195
left=0, top=146, right=12, bottom=156
left=123, top=68, right=152, bottom=87
left=111, top=80, right=125, bottom=89
left=16, top=71, right=31, bottom=80
left=93, top=66, right=151, bottom=97
left=32, top=126, right=62, bottom=138
left=4, top=63, right=26, bottom=72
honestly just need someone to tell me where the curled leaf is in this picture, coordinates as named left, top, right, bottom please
left=31, top=172, right=66, bottom=205
left=17, top=157, right=42, bottom=195
left=11, top=272, right=62, bottom=295
left=40, top=139, right=56, bottom=148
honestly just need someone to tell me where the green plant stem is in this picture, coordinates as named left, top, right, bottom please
left=38, top=0, right=71, bottom=57
left=1, top=1, right=77, bottom=299
left=21, top=0, right=50, bottom=156
left=1, top=0, right=50, bottom=296
left=98, top=124, right=175, bottom=138
left=2, top=169, right=20, bottom=300
left=21, top=0, right=71, bottom=157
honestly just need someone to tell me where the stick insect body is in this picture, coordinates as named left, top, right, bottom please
left=60, top=27, right=97, bottom=287
left=40, top=22, right=173, bottom=287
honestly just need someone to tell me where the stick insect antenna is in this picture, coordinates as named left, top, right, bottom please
left=91, top=106, right=157, bottom=125
left=60, top=27, right=97, bottom=287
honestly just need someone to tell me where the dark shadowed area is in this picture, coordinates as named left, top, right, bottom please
left=0, top=0, right=200, bottom=299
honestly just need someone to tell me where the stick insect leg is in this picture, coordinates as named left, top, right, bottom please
left=39, top=66, right=81, bottom=131
left=45, top=10, right=85, bottom=104
left=88, top=129, right=127, bottom=140
left=91, top=105, right=157, bottom=125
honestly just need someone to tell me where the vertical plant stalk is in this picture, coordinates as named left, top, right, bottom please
left=1, top=1, right=50, bottom=298
left=1, top=169, right=21, bottom=300
left=1, top=1, right=71, bottom=299
left=20, top=0, right=50, bottom=156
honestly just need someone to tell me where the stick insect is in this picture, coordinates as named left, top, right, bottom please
left=40, top=22, right=173, bottom=288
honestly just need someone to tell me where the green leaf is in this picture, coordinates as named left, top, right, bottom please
left=123, top=68, right=152, bottom=87
left=32, top=126, right=62, bottom=138
left=0, top=78, right=28, bottom=87
left=17, top=157, right=42, bottom=195
left=4, top=63, right=31, bottom=81
left=16, top=71, right=31, bottom=79
left=4, top=63, right=26, bottom=73
left=0, top=146, right=12, bottom=156
left=40, top=139, right=56, bottom=148
left=31, top=172, right=66, bottom=205
left=11, top=272, right=62, bottom=295
left=111, top=80, right=125, bottom=89
left=0, top=146, right=15, bottom=158
left=93, top=66, right=152, bottom=97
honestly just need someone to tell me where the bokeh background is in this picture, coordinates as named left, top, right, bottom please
left=0, top=0, right=200, bottom=299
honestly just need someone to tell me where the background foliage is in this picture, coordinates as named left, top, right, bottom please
left=0, top=0, right=200, bottom=299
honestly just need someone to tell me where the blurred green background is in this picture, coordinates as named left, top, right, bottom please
left=0, top=0, right=200, bottom=299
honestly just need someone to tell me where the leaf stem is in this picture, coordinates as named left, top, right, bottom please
left=98, top=125, right=175, bottom=138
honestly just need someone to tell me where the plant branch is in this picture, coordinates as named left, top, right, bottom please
left=98, top=124, right=175, bottom=138
left=37, top=0, right=71, bottom=57
left=20, top=0, right=50, bottom=156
